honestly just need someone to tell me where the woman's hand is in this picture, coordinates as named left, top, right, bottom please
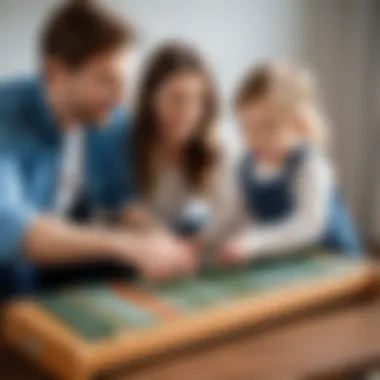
left=120, top=205, right=159, bottom=231
left=218, top=236, right=252, bottom=267
left=111, top=229, right=198, bottom=281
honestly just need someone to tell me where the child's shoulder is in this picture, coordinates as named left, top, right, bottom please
left=302, top=146, right=332, bottom=167
left=299, top=146, right=336, bottom=183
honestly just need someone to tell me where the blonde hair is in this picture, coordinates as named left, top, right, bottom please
left=235, top=61, right=329, bottom=148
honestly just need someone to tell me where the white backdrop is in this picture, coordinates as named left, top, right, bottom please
left=302, top=0, right=376, bottom=238
left=0, top=0, right=307, bottom=93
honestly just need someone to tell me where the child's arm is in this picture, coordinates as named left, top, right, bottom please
left=195, top=152, right=251, bottom=258
left=220, top=153, right=333, bottom=263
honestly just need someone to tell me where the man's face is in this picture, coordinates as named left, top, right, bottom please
left=48, top=48, right=131, bottom=125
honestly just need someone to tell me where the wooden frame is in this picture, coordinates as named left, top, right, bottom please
left=2, top=263, right=379, bottom=380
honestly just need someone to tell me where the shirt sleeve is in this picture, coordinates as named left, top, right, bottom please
left=201, top=150, right=250, bottom=248
left=0, top=141, right=39, bottom=261
left=103, top=113, right=139, bottom=211
left=234, top=152, right=334, bottom=257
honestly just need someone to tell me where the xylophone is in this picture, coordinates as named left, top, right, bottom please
left=2, top=253, right=377, bottom=380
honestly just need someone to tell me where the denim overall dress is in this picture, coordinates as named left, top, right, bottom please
left=239, top=148, right=362, bottom=257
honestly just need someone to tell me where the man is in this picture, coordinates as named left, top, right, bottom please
left=0, top=0, right=194, bottom=297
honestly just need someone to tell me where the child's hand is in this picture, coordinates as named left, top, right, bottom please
left=219, top=238, right=251, bottom=267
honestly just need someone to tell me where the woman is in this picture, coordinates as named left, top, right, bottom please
left=125, top=42, right=229, bottom=270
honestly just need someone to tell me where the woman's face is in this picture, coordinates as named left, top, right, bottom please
left=153, top=70, right=208, bottom=145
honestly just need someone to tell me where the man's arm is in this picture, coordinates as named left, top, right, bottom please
left=0, top=145, right=127, bottom=264
left=0, top=147, right=197, bottom=281
left=24, top=216, right=120, bottom=264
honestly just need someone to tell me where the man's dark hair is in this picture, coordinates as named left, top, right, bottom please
left=41, top=0, right=136, bottom=68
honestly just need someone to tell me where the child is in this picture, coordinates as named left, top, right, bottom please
left=220, top=62, right=362, bottom=265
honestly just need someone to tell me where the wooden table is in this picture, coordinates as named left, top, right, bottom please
left=2, top=262, right=380, bottom=380
left=2, top=299, right=380, bottom=380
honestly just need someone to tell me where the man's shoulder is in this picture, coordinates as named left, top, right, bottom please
left=0, top=76, right=39, bottom=108
left=99, top=107, right=133, bottom=141
left=0, top=76, right=41, bottom=139
left=109, top=106, right=132, bottom=129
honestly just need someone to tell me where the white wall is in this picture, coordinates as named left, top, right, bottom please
left=0, top=0, right=374, bottom=232
left=367, top=1, right=380, bottom=242
left=0, top=0, right=310, bottom=159
left=301, top=0, right=376, bottom=236
left=112, top=0, right=307, bottom=95
left=0, top=0, right=308, bottom=94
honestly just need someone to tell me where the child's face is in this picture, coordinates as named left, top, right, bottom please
left=238, top=97, right=297, bottom=162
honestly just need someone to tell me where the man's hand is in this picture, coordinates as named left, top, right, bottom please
left=111, top=230, right=198, bottom=281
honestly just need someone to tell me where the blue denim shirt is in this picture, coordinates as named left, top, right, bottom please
left=0, top=76, right=135, bottom=262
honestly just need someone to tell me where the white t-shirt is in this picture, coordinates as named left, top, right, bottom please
left=146, top=149, right=238, bottom=246
left=54, top=129, right=85, bottom=216
left=148, top=164, right=210, bottom=229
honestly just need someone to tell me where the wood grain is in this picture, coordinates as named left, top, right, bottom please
left=2, top=302, right=92, bottom=379
left=2, top=262, right=378, bottom=380
left=110, top=302, right=380, bottom=380
left=91, top=264, right=378, bottom=373
left=2, top=301, right=380, bottom=380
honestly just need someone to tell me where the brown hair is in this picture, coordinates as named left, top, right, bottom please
left=133, top=42, right=219, bottom=198
left=41, top=0, right=135, bottom=68
left=235, top=61, right=329, bottom=147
